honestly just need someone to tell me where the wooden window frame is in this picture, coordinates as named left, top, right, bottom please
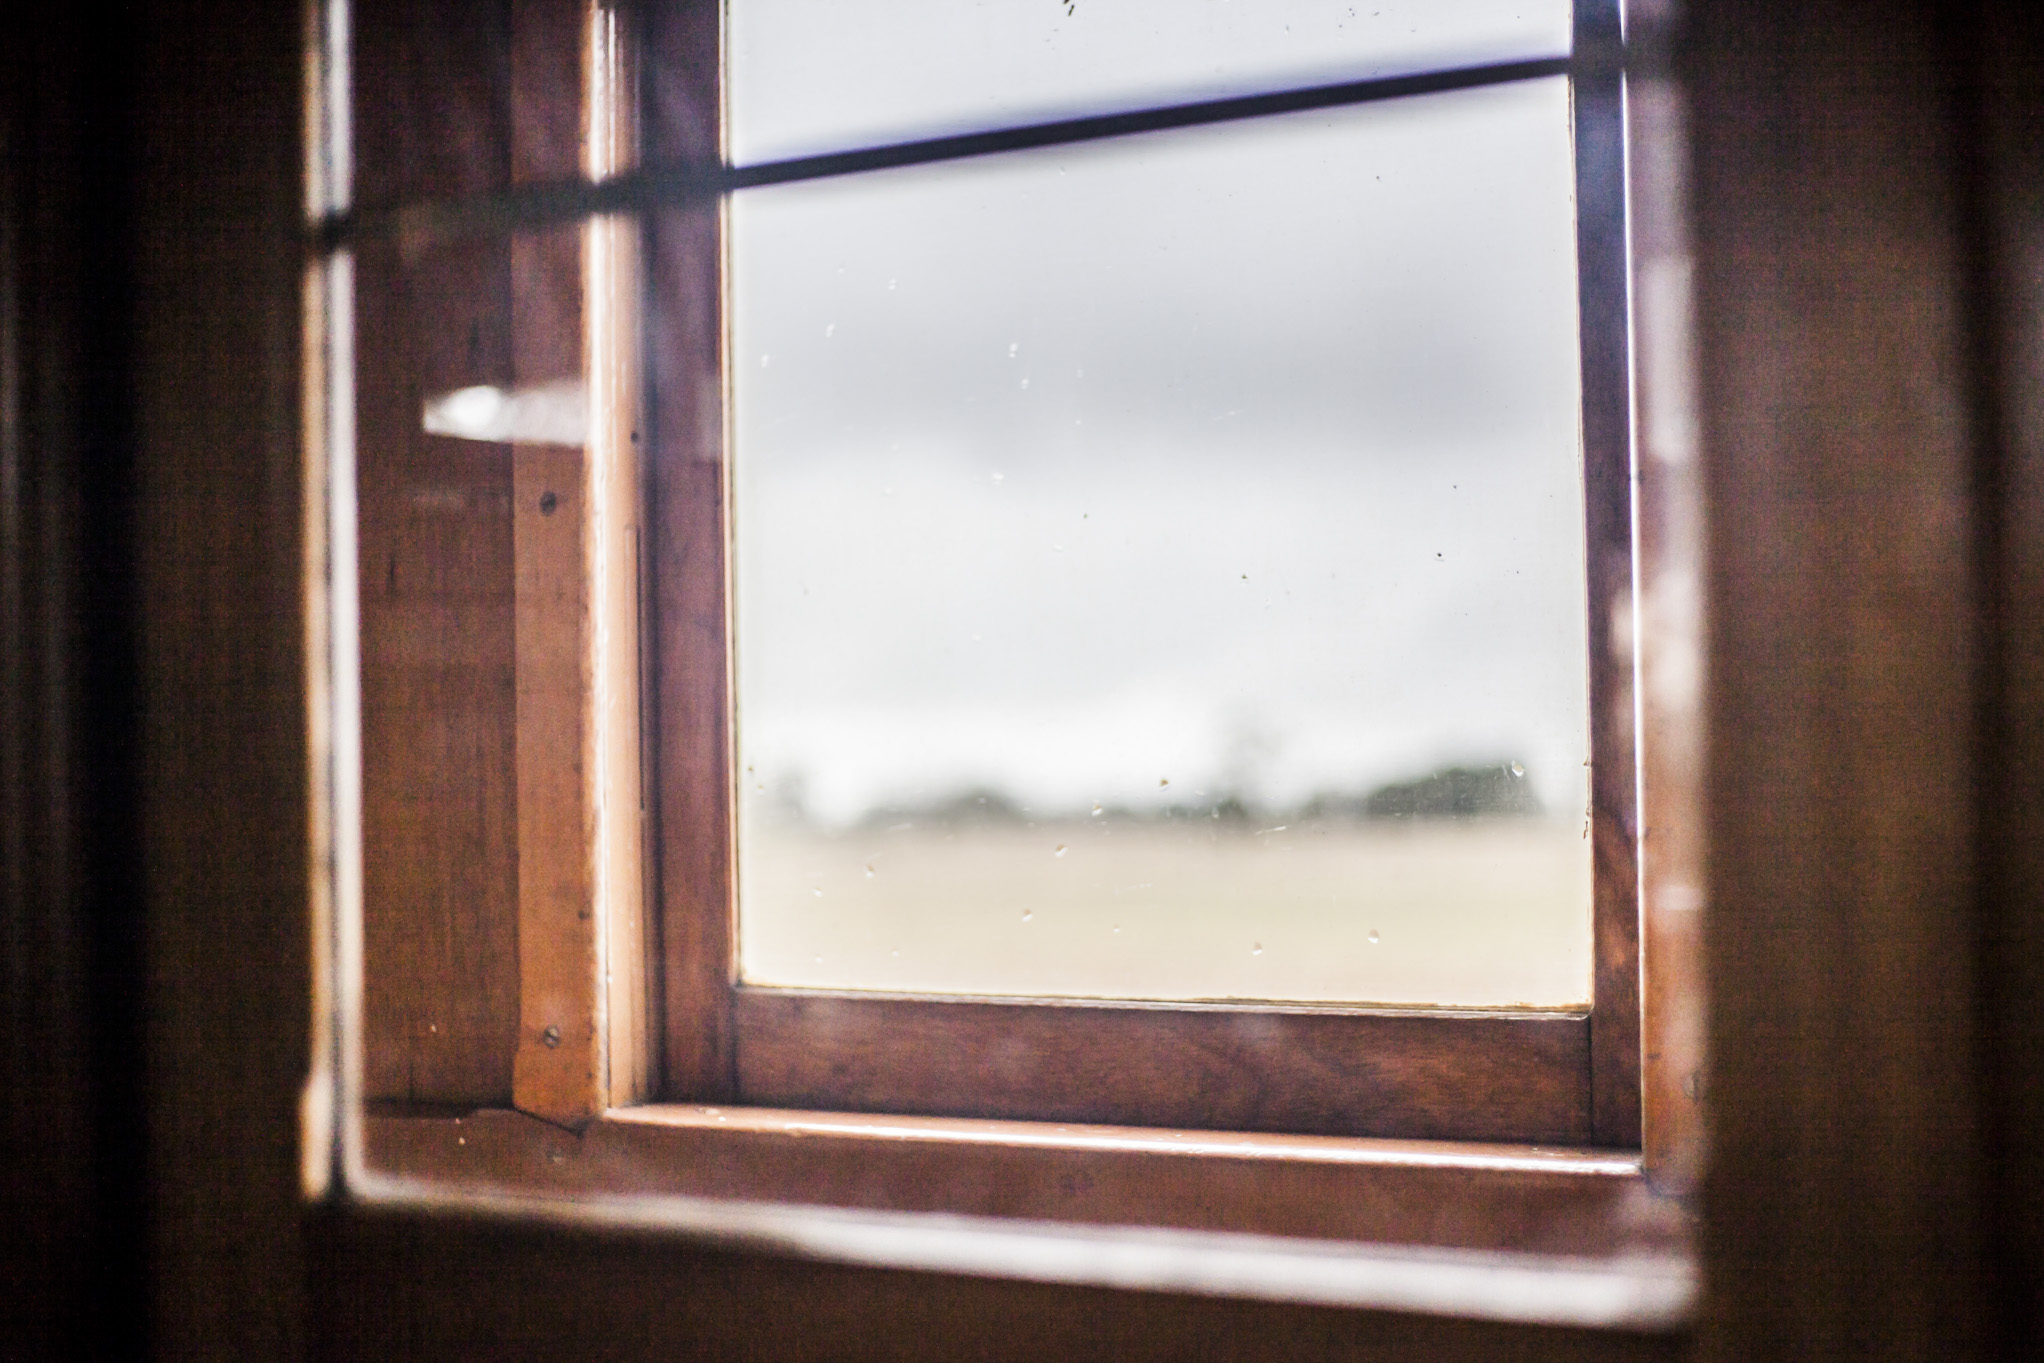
left=314, top=0, right=1700, bottom=1324
left=651, top=0, right=1639, bottom=1150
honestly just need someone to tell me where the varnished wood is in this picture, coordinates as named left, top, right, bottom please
left=505, top=0, right=599, bottom=1123
left=1575, top=0, right=1643, bottom=1151
left=733, top=990, right=1593, bottom=1144
left=1690, top=2, right=1988, bottom=1356
left=1980, top=2, right=2044, bottom=1341
left=643, top=0, right=737, bottom=1102
left=38, top=0, right=2044, bottom=1357
left=587, top=8, right=653, bottom=1107
left=638, top=2, right=1645, bottom=1142
left=507, top=2, right=653, bottom=1124
left=506, top=0, right=653, bottom=1124
left=1626, top=40, right=1708, bottom=1193
left=352, top=16, right=522, bottom=1106
left=364, top=1105, right=1688, bottom=1259
left=312, top=1205, right=1685, bottom=1363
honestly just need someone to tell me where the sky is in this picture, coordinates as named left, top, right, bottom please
left=724, top=2, right=1590, bottom=830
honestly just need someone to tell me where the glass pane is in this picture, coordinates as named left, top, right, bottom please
left=730, top=79, right=1591, bottom=1007
left=729, top=0, right=1572, bottom=163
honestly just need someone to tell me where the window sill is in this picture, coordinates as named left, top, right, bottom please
left=357, top=1104, right=1694, bottom=1330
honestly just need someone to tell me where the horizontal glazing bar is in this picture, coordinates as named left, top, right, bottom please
left=315, top=53, right=1589, bottom=254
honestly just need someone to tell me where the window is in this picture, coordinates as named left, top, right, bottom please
left=678, top=0, right=1638, bottom=1147
left=313, top=0, right=1693, bottom=1321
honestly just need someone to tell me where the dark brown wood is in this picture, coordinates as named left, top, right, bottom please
left=1626, top=29, right=1708, bottom=1192
left=1980, top=2, right=2044, bottom=1347
left=1690, top=1, right=1987, bottom=1357
left=1575, top=0, right=1643, bottom=1151
left=733, top=990, right=1592, bottom=1144
left=1, top=12, right=139, bottom=1354
left=128, top=0, right=314, bottom=1354
left=311, top=1206, right=1685, bottom=1363
left=352, top=0, right=522, bottom=1107
left=37, top=0, right=2044, bottom=1357
left=364, top=1105, right=1688, bottom=1257
left=643, top=0, right=737, bottom=1102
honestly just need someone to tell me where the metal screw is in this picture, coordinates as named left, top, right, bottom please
left=541, top=1025, right=561, bottom=1049
left=539, top=491, right=558, bottom=516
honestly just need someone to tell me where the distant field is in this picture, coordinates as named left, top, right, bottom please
left=738, top=817, right=1592, bottom=1008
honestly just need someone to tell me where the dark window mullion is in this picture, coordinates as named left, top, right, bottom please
left=320, top=52, right=1580, bottom=252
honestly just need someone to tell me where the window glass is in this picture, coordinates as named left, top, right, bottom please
left=728, top=0, right=1572, bottom=164
left=729, top=79, right=1592, bottom=1008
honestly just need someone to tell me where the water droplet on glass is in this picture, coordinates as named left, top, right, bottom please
left=812, top=887, right=823, bottom=898
left=1091, top=803, right=1103, bottom=816
left=991, top=471, right=1004, bottom=483
left=1008, top=342, right=1019, bottom=358
left=1510, top=762, right=1525, bottom=777
left=1052, top=542, right=1064, bottom=552
left=1019, top=378, right=1030, bottom=390
left=864, top=864, right=875, bottom=878
left=760, top=354, right=770, bottom=368
left=1252, top=943, right=1263, bottom=956
left=1054, top=844, right=1067, bottom=857
left=1158, top=777, right=1170, bottom=788
left=825, top=322, right=836, bottom=338
left=1368, top=930, right=1381, bottom=945
left=1022, top=909, right=1033, bottom=922
left=814, top=955, right=823, bottom=964
left=887, top=277, right=898, bottom=290
left=1112, top=925, right=1121, bottom=934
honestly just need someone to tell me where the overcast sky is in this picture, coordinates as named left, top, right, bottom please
left=725, top=6, right=1588, bottom=829
left=728, top=0, right=1572, bottom=164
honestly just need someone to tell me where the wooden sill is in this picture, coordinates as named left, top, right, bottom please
left=360, top=1103, right=1694, bottom=1326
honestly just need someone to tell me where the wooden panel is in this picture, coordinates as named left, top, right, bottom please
left=1574, top=0, right=1642, bottom=1151
left=353, top=0, right=522, bottom=1107
left=734, top=990, right=1592, bottom=1144
left=1690, top=1, right=1985, bottom=1357
left=1980, top=4, right=2044, bottom=1351
left=643, top=0, right=737, bottom=1101
left=355, top=250, right=521, bottom=1105
left=128, top=0, right=313, bottom=1356
left=366, top=1105, right=1689, bottom=1257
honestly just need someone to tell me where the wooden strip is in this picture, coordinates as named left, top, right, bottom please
left=1625, top=50, right=1708, bottom=1192
left=364, top=1105, right=1686, bottom=1258
left=508, top=0, right=601, bottom=1125
left=1574, top=0, right=1643, bottom=1149
left=587, top=0, right=651, bottom=1108
left=1981, top=1, right=2044, bottom=1341
left=732, top=991, right=1592, bottom=1144
left=507, top=0, right=651, bottom=1124
left=643, top=0, right=736, bottom=1102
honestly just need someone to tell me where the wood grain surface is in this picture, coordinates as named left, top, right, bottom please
left=364, top=1104, right=1688, bottom=1257
left=352, top=0, right=522, bottom=1106
left=1575, top=0, right=1644, bottom=1151
left=643, top=0, right=739, bottom=1103
left=733, top=990, right=1593, bottom=1144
